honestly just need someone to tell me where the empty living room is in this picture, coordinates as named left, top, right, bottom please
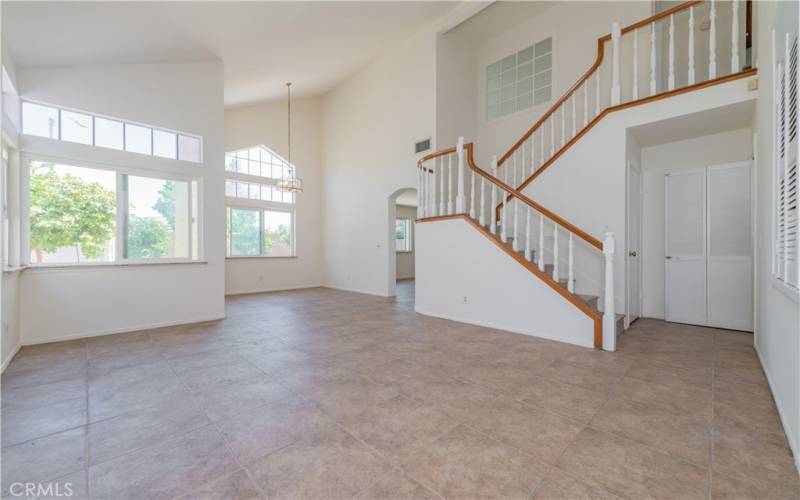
left=0, top=1, right=798, bottom=499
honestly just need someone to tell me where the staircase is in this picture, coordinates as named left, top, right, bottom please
left=415, top=0, right=753, bottom=351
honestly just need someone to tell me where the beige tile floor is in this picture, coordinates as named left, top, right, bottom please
left=1, top=282, right=798, bottom=500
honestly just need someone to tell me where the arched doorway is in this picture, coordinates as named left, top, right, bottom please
left=386, top=187, right=417, bottom=299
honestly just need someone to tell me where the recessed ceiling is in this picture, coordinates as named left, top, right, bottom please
left=2, top=1, right=457, bottom=107
left=629, top=99, right=756, bottom=148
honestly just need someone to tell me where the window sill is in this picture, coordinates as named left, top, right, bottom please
left=226, top=256, right=298, bottom=260
left=771, top=276, right=800, bottom=304
left=24, top=260, right=208, bottom=272
left=2, top=266, right=27, bottom=275
left=396, top=251, right=414, bottom=254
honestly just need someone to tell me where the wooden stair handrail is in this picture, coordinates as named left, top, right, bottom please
left=463, top=143, right=603, bottom=251
left=497, top=0, right=704, bottom=166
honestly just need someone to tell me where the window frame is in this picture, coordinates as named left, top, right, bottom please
left=395, top=218, right=412, bottom=253
left=226, top=204, right=296, bottom=259
left=21, top=153, right=202, bottom=267
left=21, top=99, right=203, bottom=164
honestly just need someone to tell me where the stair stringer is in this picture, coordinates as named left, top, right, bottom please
left=521, top=75, right=759, bottom=318
left=415, top=215, right=599, bottom=349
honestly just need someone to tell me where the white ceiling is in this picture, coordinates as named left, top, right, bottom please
left=2, top=1, right=456, bottom=107
left=629, top=100, right=756, bottom=148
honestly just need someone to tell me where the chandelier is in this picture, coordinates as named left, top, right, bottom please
left=276, top=82, right=303, bottom=193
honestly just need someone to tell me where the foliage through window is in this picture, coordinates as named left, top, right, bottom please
left=395, top=219, right=411, bottom=252
left=226, top=207, right=293, bottom=257
left=486, top=37, right=552, bottom=121
left=27, top=159, right=198, bottom=264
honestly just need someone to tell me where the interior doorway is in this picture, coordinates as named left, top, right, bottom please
left=664, top=161, right=753, bottom=331
left=386, top=187, right=417, bottom=299
left=626, top=160, right=643, bottom=328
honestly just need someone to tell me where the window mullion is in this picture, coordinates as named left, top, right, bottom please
left=259, top=209, right=264, bottom=256
left=117, top=173, right=127, bottom=262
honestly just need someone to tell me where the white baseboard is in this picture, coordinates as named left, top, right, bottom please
left=413, top=306, right=594, bottom=349
left=22, top=314, right=226, bottom=346
left=322, top=285, right=389, bottom=298
left=225, top=284, right=323, bottom=296
left=754, top=342, right=800, bottom=475
left=1, top=343, right=21, bottom=373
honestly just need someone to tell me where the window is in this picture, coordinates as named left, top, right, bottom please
left=773, top=32, right=799, bottom=291
left=226, top=207, right=293, bottom=257
left=2, top=147, right=10, bottom=267
left=21, top=100, right=203, bottom=163
left=26, top=158, right=199, bottom=265
left=225, top=145, right=296, bottom=257
left=486, top=37, right=552, bottom=121
left=396, top=219, right=411, bottom=252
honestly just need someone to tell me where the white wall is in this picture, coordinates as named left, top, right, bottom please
left=416, top=217, right=595, bottom=347
left=396, top=204, right=416, bottom=279
left=16, top=61, right=225, bottom=344
left=640, top=128, right=753, bottom=319
left=470, top=1, right=651, bottom=169
left=752, top=0, right=800, bottom=470
left=224, top=98, right=324, bottom=294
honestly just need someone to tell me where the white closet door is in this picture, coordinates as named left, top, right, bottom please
left=665, top=169, right=707, bottom=325
left=708, top=162, right=753, bottom=331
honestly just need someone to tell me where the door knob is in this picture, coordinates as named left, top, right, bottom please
left=628, top=251, right=637, bottom=257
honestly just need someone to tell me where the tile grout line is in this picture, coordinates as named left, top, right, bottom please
left=707, top=331, right=718, bottom=500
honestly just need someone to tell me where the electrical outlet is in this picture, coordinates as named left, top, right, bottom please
left=462, top=296, right=468, bottom=304
left=747, top=78, right=759, bottom=91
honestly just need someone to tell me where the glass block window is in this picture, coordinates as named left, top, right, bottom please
left=486, top=37, right=552, bottom=121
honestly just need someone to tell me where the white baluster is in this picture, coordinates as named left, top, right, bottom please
left=552, top=223, right=559, bottom=281
left=439, top=156, right=445, bottom=215
left=500, top=161, right=508, bottom=243
left=539, top=129, right=544, bottom=169
left=688, top=7, right=696, bottom=85
left=568, top=233, right=575, bottom=293
left=560, top=104, right=566, bottom=147
left=431, top=159, right=438, bottom=217
left=571, top=92, right=577, bottom=138
left=529, top=137, right=535, bottom=177
left=422, top=164, right=429, bottom=217
left=521, top=139, right=527, bottom=180
left=525, top=205, right=532, bottom=261
left=595, top=71, right=601, bottom=116
left=447, top=154, right=453, bottom=214
left=490, top=157, right=498, bottom=235
left=668, top=14, right=676, bottom=90
left=602, top=232, right=616, bottom=352
left=469, top=164, right=476, bottom=219
left=512, top=156, right=519, bottom=251
left=583, top=83, right=589, bottom=126
left=479, top=175, right=486, bottom=226
left=456, top=137, right=466, bottom=212
left=417, top=165, right=423, bottom=216
left=538, top=214, right=545, bottom=271
left=611, top=21, right=621, bottom=105
left=650, top=22, right=657, bottom=95
left=550, top=115, right=555, bottom=156
left=632, top=28, right=639, bottom=100
left=731, top=0, right=740, bottom=72
left=709, top=0, right=717, bottom=79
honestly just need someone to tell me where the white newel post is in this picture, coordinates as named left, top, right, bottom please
left=538, top=214, right=545, bottom=271
left=490, top=157, right=498, bottom=235
left=512, top=156, right=519, bottom=251
left=650, top=22, right=657, bottom=95
left=688, top=7, right=696, bottom=85
left=501, top=160, right=508, bottom=243
left=602, top=232, right=616, bottom=352
left=421, top=165, right=427, bottom=217
left=611, top=21, right=621, bottom=105
left=632, top=28, right=639, bottom=100
left=439, top=156, right=445, bottom=216
left=456, top=137, right=466, bottom=213
left=417, top=165, right=423, bottom=216
left=525, top=206, right=532, bottom=261
left=431, top=158, right=438, bottom=217
left=731, top=0, right=740, bottom=72
left=568, top=233, right=575, bottom=293
left=668, top=14, right=676, bottom=90
left=479, top=176, right=486, bottom=226
left=469, top=165, right=476, bottom=219
left=447, top=155, right=453, bottom=215
left=709, top=0, right=717, bottom=79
